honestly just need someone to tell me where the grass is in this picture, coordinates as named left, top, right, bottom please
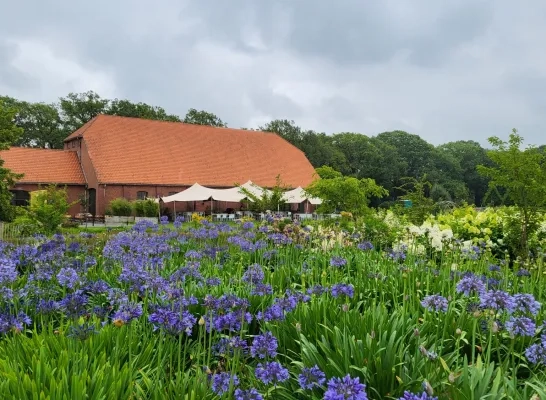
left=0, top=218, right=544, bottom=399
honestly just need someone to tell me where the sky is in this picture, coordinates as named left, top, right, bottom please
left=0, top=1, right=545, bottom=145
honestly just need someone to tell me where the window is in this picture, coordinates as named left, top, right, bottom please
left=137, top=191, right=148, bottom=200
left=10, top=190, right=30, bottom=207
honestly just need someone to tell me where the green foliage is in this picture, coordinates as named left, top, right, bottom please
left=133, top=199, right=159, bottom=217
left=396, top=175, right=435, bottom=225
left=0, top=96, right=65, bottom=149
left=238, top=175, right=287, bottom=212
left=478, top=129, right=546, bottom=258
left=108, top=198, right=133, bottom=217
left=108, top=98, right=181, bottom=122
left=29, top=185, right=75, bottom=234
left=183, top=108, right=227, bottom=127
left=306, top=166, right=388, bottom=216
left=0, top=100, right=24, bottom=222
left=59, top=91, right=110, bottom=133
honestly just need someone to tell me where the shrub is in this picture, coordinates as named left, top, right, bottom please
left=109, top=198, right=133, bottom=216
left=142, top=199, right=159, bottom=217
left=133, top=200, right=145, bottom=217
left=29, top=185, right=74, bottom=235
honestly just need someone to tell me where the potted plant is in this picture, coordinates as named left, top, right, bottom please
left=134, top=199, right=159, bottom=223
left=106, top=198, right=134, bottom=226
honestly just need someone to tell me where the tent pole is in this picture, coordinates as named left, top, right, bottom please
left=174, top=201, right=176, bottom=219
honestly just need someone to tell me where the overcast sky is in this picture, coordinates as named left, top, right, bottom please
left=0, top=1, right=545, bottom=145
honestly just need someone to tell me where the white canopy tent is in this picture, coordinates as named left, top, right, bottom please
left=282, top=187, right=322, bottom=205
left=162, top=183, right=216, bottom=203
left=161, top=181, right=272, bottom=216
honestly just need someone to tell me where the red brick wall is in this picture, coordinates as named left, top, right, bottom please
left=10, top=183, right=86, bottom=215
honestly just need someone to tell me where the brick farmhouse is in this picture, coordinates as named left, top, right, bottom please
left=1, top=115, right=316, bottom=217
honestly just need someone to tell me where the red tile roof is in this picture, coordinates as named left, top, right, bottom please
left=65, top=115, right=316, bottom=188
left=0, top=147, right=86, bottom=185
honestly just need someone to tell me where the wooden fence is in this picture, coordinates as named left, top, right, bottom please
left=0, top=222, right=34, bottom=244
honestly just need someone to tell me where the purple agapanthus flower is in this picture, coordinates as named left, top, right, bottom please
left=211, top=372, right=239, bottom=395
left=421, top=295, right=449, bottom=313
left=456, top=274, right=486, bottom=296
left=234, top=388, right=263, bottom=400
left=148, top=307, right=197, bottom=336
left=324, top=375, right=368, bottom=400
left=250, top=331, right=278, bottom=359
left=255, top=361, right=289, bottom=385
left=331, top=284, right=354, bottom=298
left=56, top=267, right=81, bottom=290
left=298, top=365, right=326, bottom=390
left=479, top=290, right=515, bottom=313
left=512, top=293, right=541, bottom=316
left=242, top=263, right=265, bottom=285
left=357, top=241, right=374, bottom=251
left=330, top=256, right=348, bottom=268
left=399, top=391, right=438, bottom=400
left=505, top=316, right=536, bottom=337
left=112, top=302, right=143, bottom=325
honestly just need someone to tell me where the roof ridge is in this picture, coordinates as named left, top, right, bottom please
left=63, top=116, right=100, bottom=142
left=93, top=114, right=282, bottom=136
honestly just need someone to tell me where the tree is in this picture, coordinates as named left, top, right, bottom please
left=331, top=133, right=406, bottom=195
left=29, top=185, right=75, bottom=234
left=376, top=130, right=435, bottom=179
left=396, top=175, right=435, bottom=225
left=0, top=100, right=24, bottom=221
left=0, top=96, right=65, bottom=149
left=305, top=166, right=388, bottom=216
left=437, top=141, right=491, bottom=205
left=477, top=129, right=546, bottom=257
left=260, top=119, right=304, bottom=145
left=238, top=176, right=287, bottom=212
left=108, top=99, right=181, bottom=122
left=183, top=108, right=227, bottom=127
left=59, top=91, right=109, bottom=132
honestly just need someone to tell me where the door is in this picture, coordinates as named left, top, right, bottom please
left=88, top=188, right=96, bottom=216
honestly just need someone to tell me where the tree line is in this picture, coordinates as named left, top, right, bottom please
left=1, top=90, right=543, bottom=207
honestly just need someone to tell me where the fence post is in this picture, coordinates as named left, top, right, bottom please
left=0, top=222, right=3, bottom=241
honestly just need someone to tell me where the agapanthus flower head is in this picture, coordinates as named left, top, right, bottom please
left=184, top=250, right=203, bottom=260
left=357, top=241, right=374, bottom=251
left=399, top=391, right=438, bottom=400
left=242, top=221, right=255, bottom=230
left=330, top=256, right=348, bottom=268
left=56, top=267, right=81, bottom=290
left=211, top=372, right=239, bottom=395
left=255, top=361, right=289, bottom=385
left=234, top=388, right=263, bottom=400
left=324, top=374, right=368, bottom=400
left=242, top=263, right=265, bottom=285
left=421, top=295, right=448, bottom=313
left=250, top=331, right=278, bottom=359
left=516, top=269, right=531, bottom=277
left=525, top=341, right=546, bottom=365
left=251, top=283, right=273, bottom=296
left=112, top=302, right=143, bottom=325
left=331, top=283, right=354, bottom=299
left=479, top=290, right=515, bottom=313
left=512, top=293, right=541, bottom=316
left=456, top=274, right=486, bottom=297
left=148, top=307, right=197, bottom=336
left=298, top=365, right=326, bottom=390
left=505, top=316, right=536, bottom=337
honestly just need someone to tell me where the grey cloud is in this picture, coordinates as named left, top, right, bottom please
left=0, top=0, right=545, bottom=145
